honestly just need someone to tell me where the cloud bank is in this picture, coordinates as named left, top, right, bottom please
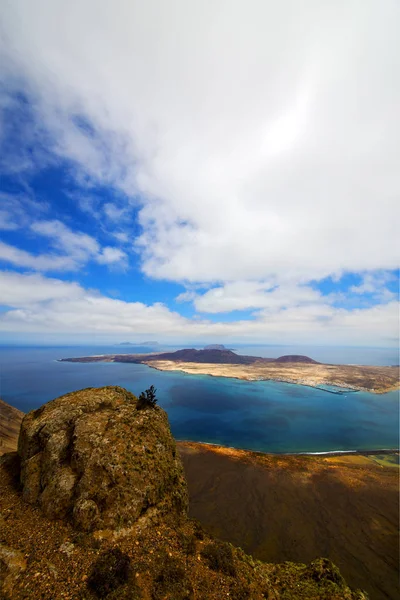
left=0, top=271, right=397, bottom=347
left=0, top=0, right=399, bottom=344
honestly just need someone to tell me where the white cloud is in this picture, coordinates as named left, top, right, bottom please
left=0, top=219, right=127, bottom=271
left=0, top=271, right=83, bottom=306
left=0, top=271, right=398, bottom=346
left=31, top=219, right=100, bottom=257
left=103, top=203, right=128, bottom=222
left=0, top=0, right=398, bottom=287
left=0, top=210, right=20, bottom=231
left=183, top=281, right=326, bottom=314
left=97, top=246, right=127, bottom=266
left=0, top=241, right=78, bottom=271
left=349, top=272, right=397, bottom=297
left=0, top=192, right=49, bottom=231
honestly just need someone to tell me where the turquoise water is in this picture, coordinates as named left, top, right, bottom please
left=0, top=346, right=398, bottom=454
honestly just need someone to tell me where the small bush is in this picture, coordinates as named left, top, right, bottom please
left=201, top=540, right=236, bottom=577
left=152, top=555, right=193, bottom=599
left=87, top=548, right=131, bottom=597
left=137, top=385, right=158, bottom=410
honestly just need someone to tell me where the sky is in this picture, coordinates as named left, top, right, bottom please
left=0, top=0, right=399, bottom=347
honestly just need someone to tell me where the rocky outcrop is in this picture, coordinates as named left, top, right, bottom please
left=0, top=386, right=368, bottom=599
left=18, top=386, right=187, bottom=532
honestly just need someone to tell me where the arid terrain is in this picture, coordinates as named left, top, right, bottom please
left=0, top=390, right=367, bottom=600
left=177, top=441, right=399, bottom=600
left=60, top=348, right=399, bottom=393
left=1, top=396, right=398, bottom=598
left=144, top=359, right=399, bottom=393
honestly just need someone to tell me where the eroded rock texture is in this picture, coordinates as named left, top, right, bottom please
left=18, top=386, right=188, bottom=531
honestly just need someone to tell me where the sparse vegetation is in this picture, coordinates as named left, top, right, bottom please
left=229, top=581, right=251, bottom=600
left=192, top=519, right=205, bottom=540
left=179, top=531, right=197, bottom=555
left=137, top=385, right=158, bottom=409
left=201, top=540, right=236, bottom=577
left=152, top=554, right=193, bottom=599
left=87, top=548, right=131, bottom=597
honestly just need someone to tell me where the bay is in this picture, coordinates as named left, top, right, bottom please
left=0, top=345, right=398, bottom=454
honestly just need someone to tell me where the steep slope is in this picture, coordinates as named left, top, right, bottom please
left=178, top=441, right=399, bottom=600
left=0, top=399, right=24, bottom=455
left=0, top=386, right=366, bottom=599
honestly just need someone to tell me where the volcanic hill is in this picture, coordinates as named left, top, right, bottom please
left=0, top=387, right=366, bottom=600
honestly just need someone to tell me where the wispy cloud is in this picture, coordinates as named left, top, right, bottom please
left=0, top=242, right=78, bottom=271
left=0, top=192, right=49, bottom=231
left=0, top=219, right=127, bottom=272
left=349, top=272, right=398, bottom=300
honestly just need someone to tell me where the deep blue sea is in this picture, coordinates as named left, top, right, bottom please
left=0, top=345, right=398, bottom=454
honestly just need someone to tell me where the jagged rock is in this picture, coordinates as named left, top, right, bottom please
left=18, top=386, right=188, bottom=532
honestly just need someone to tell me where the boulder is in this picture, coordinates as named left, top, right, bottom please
left=18, top=386, right=188, bottom=532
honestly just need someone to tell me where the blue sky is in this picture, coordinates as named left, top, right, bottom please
left=0, top=0, right=399, bottom=347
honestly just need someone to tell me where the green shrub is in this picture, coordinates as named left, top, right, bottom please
left=137, top=385, right=158, bottom=410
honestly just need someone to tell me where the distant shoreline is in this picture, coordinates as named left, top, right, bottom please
left=58, top=350, right=399, bottom=394
left=143, top=361, right=363, bottom=395
left=176, top=440, right=399, bottom=458
left=142, top=359, right=399, bottom=394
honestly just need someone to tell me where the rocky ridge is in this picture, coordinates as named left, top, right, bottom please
left=0, top=387, right=367, bottom=599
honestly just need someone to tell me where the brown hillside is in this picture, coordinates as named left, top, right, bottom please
left=178, top=441, right=399, bottom=600
left=0, top=387, right=365, bottom=600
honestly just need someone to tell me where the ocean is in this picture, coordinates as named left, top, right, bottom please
left=0, top=345, right=398, bottom=454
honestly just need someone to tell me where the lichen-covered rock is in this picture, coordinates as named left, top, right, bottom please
left=18, top=386, right=188, bottom=531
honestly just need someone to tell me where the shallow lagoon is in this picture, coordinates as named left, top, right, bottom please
left=0, top=346, right=398, bottom=453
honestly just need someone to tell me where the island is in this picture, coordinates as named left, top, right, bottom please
left=203, top=344, right=234, bottom=350
left=59, top=349, right=399, bottom=393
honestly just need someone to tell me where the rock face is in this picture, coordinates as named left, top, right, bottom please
left=0, top=399, right=24, bottom=455
left=18, top=386, right=188, bottom=532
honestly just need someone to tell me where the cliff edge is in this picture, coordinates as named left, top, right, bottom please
left=0, top=387, right=367, bottom=599
left=0, top=399, right=24, bottom=455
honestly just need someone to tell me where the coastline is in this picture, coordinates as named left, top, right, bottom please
left=176, top=439, right=399, bottom=459
left=143, top=360, right=399, bottom=394
left=57, top=350, right=400, bottom=394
